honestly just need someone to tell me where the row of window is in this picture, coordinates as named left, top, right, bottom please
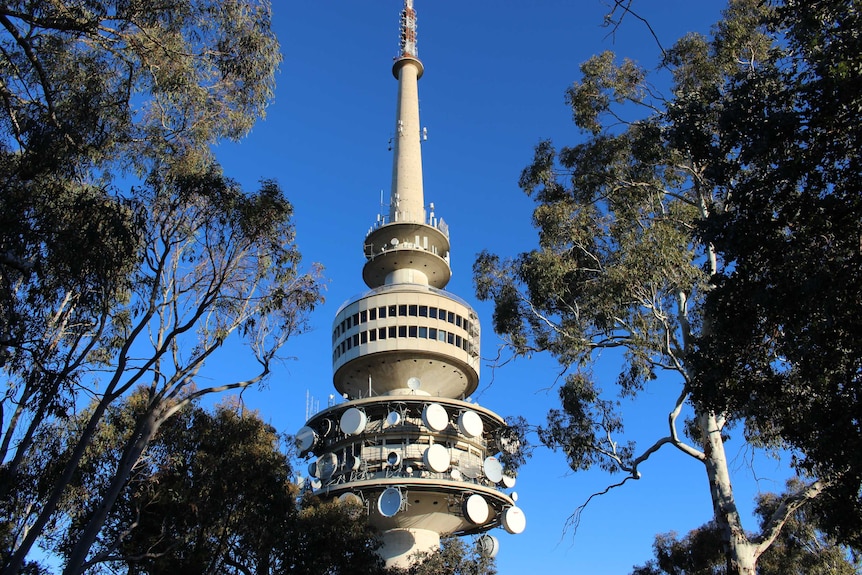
left=333, top=325, right=476, bottom=362
left=333, top=304, right=475, bottom=342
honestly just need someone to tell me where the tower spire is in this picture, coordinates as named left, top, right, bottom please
left=390, top=0, right=425, bottom=225
left=295, top=4, right=526, bottom=569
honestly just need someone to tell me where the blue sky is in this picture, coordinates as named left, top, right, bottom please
left=211, top=2, right=794, bottom=574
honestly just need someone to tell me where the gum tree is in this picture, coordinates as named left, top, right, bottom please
left=473, top=1, right=853, bottom=573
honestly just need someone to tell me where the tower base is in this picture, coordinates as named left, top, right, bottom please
left=379, top=528, right=441, bottom=569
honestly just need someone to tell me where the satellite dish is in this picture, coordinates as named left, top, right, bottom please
left=422, top=403, right=449, bottom=432
left=387, top=451, right=402, bottom=468
left=477, top=534, right=500, bottom=559
left=318, top=453, right=338, bottom=479
left=457, top=410, right=483, bottom=438
left=386, top=411, right=402, bottom=426
left=483, top=456, right=504, bottom=484
left=511, top=491, right=519, bottom=502
left=339, top=407, right=367, bottom=435
left=320, top=418, right=333, bottom=437
left=390, top=238, right=400, bottom=246
left=378, top=487, right=403, bottom=517
left=502, top=473, right=517, bottom=489
left=307, top=460, right=319, bottom=478
left=502, top=506, right=527, bottom=534
left=344, top=453, right=361, bottom=471
left=295, top=426, right=317, bottom=452
left=423, top=444, right=451, bottom=473
left=461, top=458, right=481, bottom=479
left=463, top=494, right=490, bottom=525
left=310, top=478, right=322, bottom=490
left=407, top=377, right=421, bottom=390
left=339, top=492, right=363, bottom=506
left=450, top=468, right=463, bottom=481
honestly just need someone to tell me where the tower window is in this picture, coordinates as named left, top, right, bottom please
left=419, top=305, right=428, bottom=317
left=352, top=334, right=359, bottom=346
left=379, top=328, right=387, bottom=340
left=398, top=304, right=407, bottom=316
left=419, top=327, right=427, bottom=338
left=409, top=305, right=418, bottom=316
left=408, top=326, right=417, bottom=337
left=369, top=308, right=377, bottom=321
left=360, top=310, right=367, bottom=323
left=429, top=328, right=437, bottom=339
left=379, top=306, right=388, bottom=318
left=447, top=311, right=455, bottom=323
left=429, top=307, right=438, bottom=319
left=369, top=330, right=377, bottom=342
left=389, top=326, right=397, bottom=339
left=352, top=313, right=360, bottom=326
left=389, top=305, right=397, bottom=317
left=399, top=326, right=407, bottom=338
left=360, top=331, right=367, bottom=344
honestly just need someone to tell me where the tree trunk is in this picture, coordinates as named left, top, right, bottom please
left=698, top=411, right=758, bottom=575
left=63, top=405, right=163, bottom=575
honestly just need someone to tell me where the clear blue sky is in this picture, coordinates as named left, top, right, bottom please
left=212, top=2, right=792, bottom=574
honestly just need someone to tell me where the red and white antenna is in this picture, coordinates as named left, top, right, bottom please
left=399, top=0, right=418, bottom=58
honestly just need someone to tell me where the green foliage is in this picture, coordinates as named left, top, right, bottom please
left=631, top=481, right=861, bottom=575
left=691, top=0, right=862, bottom=546
left=391, top=536, right=496, bottom=575
left=0, top=2, right=324, bottom=572
left=26, top=393, right=386, bottom=575
left=474, top=0, right=862, bottom=571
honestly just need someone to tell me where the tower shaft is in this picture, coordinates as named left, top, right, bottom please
left=390, top=57, right=424, bottom=224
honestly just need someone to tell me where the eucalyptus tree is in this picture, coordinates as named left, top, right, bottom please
left=0, top=1, right=324, bottom=573
left=473, top=1, right=855, bottom=573
left=631, top=481, right=861, bottom=575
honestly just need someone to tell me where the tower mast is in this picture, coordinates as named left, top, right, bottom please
left=390, top=0, right=425, bottom=225
left=294, top=2, right=526, bottom=569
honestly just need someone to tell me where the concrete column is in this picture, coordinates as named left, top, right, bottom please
left=390, top=58, right=425, bottom=225
left=379, top=528, right=441, bottom=569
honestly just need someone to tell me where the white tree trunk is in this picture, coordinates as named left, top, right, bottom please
left=698, top=411, right=758, bottom=575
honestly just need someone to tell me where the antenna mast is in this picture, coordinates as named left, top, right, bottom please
left=399, top=0, right=418, bottom=58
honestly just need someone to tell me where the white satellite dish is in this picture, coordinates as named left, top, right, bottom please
left=502, top=473, right=517, bottom=489
left=407, top=377, right=421, bottom=390
left=307, top=460, right=319, bottom=478
left=457, top=410, right=483, bottom=438
left=422, top=403, right=449, bottom=431
left=423, top=444, right=451, bottom=473
left=344, top=453, right=361, bottom=471
left=385, top=411, right=402, bottom=426
left=477, top=534, right=500, bottom=559
left=502, top=506, right=527, bottom=534
left=378, top=487, right=403, bottom=517
left=339, top=492, right=363, bottom=506
left=339, top=407, right=367, bottom=435
left=318, top=453, right=338, bottom=479
left=450, top=468, right=463, bottom=481
left=511, top=491, right=519, bottom=502
left=390, top=238, right=400, bottom=246
left=387, top=451, right=402, bottom=468
left=320, top=418, right=333, bottom=437
left=295, top=426, right=317, bottom=452
left=483, top=456, right=504, bottom=484
left=463, top=494, right=490, bottom=525
left=461, top=458, right=482, bottom=479
left=310, top=478, right=322, bottom=490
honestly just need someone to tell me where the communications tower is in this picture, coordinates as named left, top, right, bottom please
left=296, top=1, right=526, bottom=568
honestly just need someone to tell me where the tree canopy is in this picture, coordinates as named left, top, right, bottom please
left=0, top=1, right=326, bottom=572
left=473, top=0, right=859, bottom=572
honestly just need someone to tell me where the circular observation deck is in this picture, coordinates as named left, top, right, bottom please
left=363, top=222, right=451, bottom=289
left=332, top=285, right=479, bottom=399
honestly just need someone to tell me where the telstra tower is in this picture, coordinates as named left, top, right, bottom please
left=296, top=1, right=526, bottom=568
